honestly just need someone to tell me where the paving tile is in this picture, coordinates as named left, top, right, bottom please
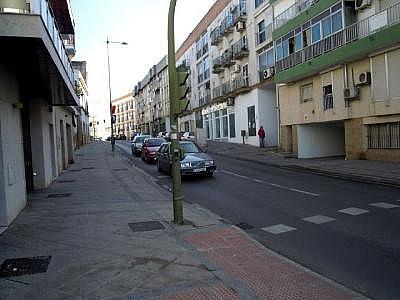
left=158, top=283, right=240, bottom=300
left=338, top=207, right=369, bottom=216
left=261, top=224, right=297, bottom=235
left=369, top=202, right=400, bottom=209
left=302, top=215, right=336, bottom=225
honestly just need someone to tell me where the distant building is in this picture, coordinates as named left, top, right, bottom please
left=112, top=93, right=136, bottom=139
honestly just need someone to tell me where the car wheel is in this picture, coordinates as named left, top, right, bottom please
left=157, top=160, right=162, bottom=172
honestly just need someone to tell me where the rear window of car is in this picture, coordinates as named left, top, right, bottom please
left=134, top=136, right=149, bottom=143
left=180, top=142, right=200, bottom=153
left=147, top=138, right=165, bottom=147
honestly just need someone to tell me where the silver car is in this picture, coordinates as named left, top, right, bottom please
left=156, top=141, right=216, bottom=177
left=131, top=135, right=151, bottom=156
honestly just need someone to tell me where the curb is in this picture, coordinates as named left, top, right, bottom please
left=208, top=150, right=400, bottom=188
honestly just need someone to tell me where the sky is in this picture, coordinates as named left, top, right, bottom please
left=71, top=0, right=216, bottom=131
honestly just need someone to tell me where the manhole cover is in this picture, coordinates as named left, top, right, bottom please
left=58, top=180, right=76, bottom=183
left=0, top=256, right=51, bottom=278
left=113, top=168, right=128, bottom=171
left=235, top=222, right=254, bottom=230
left=47, top=193, right=71, bottom=198
left=129, top=221, right=165, bottom=232
left=82, top=167, right=95, bottom=170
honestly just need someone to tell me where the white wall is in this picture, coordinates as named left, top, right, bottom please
left=258, top=87, right=278, bottom=146
left=297, top=124, right=345, bottom=158
left=0, top=64, right=26, bottom=226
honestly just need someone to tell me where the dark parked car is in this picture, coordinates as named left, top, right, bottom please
left=156, top=141, right=216, bottom=177
left=131, top=135, right=151, bottom=156
left=141, top=138, right=166, bottom=162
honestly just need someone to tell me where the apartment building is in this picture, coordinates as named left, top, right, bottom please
left=176, top=0, right=279, bottom=147
left=272, top=0, right=400, bottom=160
left=134, top=56, right=170, bottom=136
left=112, top=93, right=136, bottom=139
left=72, top=61, right=90, bottom=147
left=0, top=0, right=81, bottom=227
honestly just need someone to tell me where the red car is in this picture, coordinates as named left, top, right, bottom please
left=141, top=138, right=166, bottom=162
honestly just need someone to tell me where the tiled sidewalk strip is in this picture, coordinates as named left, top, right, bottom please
left=185, top=227, right=358, bottom=300
left=157, top=283, right=240, bottom=300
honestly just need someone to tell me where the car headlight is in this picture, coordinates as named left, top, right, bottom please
left=205, top=160, right=214, bottom=166
left=180, top=162, right=192, bottom=168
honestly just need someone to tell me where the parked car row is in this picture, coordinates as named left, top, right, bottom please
left=130, top=136, right=216, bottom=177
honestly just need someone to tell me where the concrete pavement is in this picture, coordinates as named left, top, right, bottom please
left=206, top=141, right=400, bottom=187
left=0, top=142, right=365, bottom=299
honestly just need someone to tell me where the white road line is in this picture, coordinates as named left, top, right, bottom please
left=302, top=215, right=336, bottom=224
left=369, top=202, right=400, bottom=209
left=262, top=224, right=297, bottom=235
left=220, top=169, right=319, bottom=197
left=289, top=188, right=320, bottom=197
left=338, top=207, right=369, bottom=216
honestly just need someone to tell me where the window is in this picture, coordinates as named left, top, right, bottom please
left=301, top=83, right=313, bottom=102
left=332, top=11, right=342, bottom=33
left=229, top=114, right=236, bottom=138
left=323, top=84, right=334, bottom=110
left=322, top=17, right=332, bottom=37
left=257, top=20, right=266, bottom=44
left=247, top=106, right=256, bottom=136
left=311, top=23, right=321, bottom=43
left=368, top=122, right=400, bottom=149
left=255, top=0, right=264, bottom=9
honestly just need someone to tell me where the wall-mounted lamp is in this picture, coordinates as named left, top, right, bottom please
left=12, top=102, right=24, bottom=109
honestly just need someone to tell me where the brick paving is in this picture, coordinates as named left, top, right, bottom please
left=158, top=283, right=240, bottom=300
left=185, top=227, right=358, bottom=300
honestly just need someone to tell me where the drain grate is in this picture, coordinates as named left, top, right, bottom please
left=0, top=256, right=51, bottom=278
left=128, top=221, right=165, bottom=232
left=47, top=193, right=71, bottom=198
left=82, top=167, right=95, bottom=170
left=58, top=180, right=76, bottom=183
left=235, top=222, right=254, bottom=230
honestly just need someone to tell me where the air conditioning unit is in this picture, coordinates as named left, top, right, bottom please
left=357, top=71, right=371, bottom=85
left=355, top=0, right=371, bottom=10
left=263, top=67, right=275, bottom=80
left=233, top=64, right=241, bottom=73
left=227, top=97, right=235, bottom=106
left=236, top=21, right=245, bottom=32
left=343, top=86, right=360, bottom=100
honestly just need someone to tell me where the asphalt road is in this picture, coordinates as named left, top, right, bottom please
left=116, top=140, right=400, bottom=300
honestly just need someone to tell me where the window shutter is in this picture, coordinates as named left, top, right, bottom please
left=371, top=54, right=388, bottom=101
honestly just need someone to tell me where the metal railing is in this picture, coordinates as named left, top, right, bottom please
left=222, top=49, right=234, bottom=67
left=211, top=27, right=222, bottom=45
left=275, top=0, right=318, bottom=30
left=275, top=2, right=400, bottom=73
left=323, top=94, right=334, bottom=110
left=232, top=0, right=247, bottom=25
left=232, top=38, right=249, bottom=59
left=212, top=76, right=250, bottom=100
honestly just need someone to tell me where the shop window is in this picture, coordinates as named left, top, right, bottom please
left=368, top=122, right=400, bottom=149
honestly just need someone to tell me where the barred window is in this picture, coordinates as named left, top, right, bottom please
left=367, top=122, right=400, bottom=149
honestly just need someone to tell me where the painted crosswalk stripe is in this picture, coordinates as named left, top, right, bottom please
left=338, top=207, right=369, bottom=216
left=369, top=202, right=400, bottom=209
left=262, top=224, right=297, bottom=235
left=302, top=215, right=336, bottom=224
left=289, top=188, right=319, bottom=197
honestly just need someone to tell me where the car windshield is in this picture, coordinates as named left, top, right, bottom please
left=180, top=142, right=201, bottom=153
left=134, top=136, right=149, bottom=143
left=147, top=138, right=165, bottom=147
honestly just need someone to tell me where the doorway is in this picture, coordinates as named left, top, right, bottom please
left=21, top=102, right=33, bottom=191
left=66, top=124, right=73, bottom=164
left=60, top=120, right=66, bottom=170
left=49, top=124, right=57, bottom=179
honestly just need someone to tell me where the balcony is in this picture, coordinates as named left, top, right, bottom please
left=232, top=38, right=249, bottom=59
left=232, top=1, right=247, bottom=25
left=62, top=33, right=75, bottom=58
left=274, top=0, right=318, bottom=31
left=222, top=49, right=234, bottom=67
left=199, top=90, right=212, bottom=106
left=212, top=57, right=224, bottom=74
left=211, top=27, right=223, bottom=46
left=212, top=76, right=251, bottom=100
left=220, top=15, right=235, bottom=36
left=275, top=2, right=400, bottom=81
left=0, top=0, right=78, bottom=106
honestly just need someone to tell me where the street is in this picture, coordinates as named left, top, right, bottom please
left=117, top=140, right=400, bottom=300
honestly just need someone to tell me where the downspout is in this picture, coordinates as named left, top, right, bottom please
left=276, top=84, right=280, bottom=149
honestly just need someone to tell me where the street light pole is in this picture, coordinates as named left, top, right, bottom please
left=106, top=37, right=128, bottom=151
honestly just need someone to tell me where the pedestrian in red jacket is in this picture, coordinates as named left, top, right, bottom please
left=258, top=126, right=266, bottom=148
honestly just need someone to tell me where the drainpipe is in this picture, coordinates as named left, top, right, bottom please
left=276, top=84, right=280, bottom=149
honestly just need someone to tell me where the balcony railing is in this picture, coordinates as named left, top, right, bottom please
left=275, top=2, right=400, bottom=74
left=199, top=90, right=212, bottom=106
left=274, top=0, right=318, bottom=30
left=220, top=14, right=235, bottom=36
left=211, top=27, right=223, bottom=46
left=212, top=57, right=224, bottom=74
left=212, top=76, right=250, bottom=100
left=232, top=1, right=247, bottom=25
left=232, top=38, right=249, bottom=59
left=222, top=49, right=234, bottom=67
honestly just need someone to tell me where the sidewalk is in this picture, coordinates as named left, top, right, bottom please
left=0, top=142, right=365, bottom=299
left=206, top=141, right=400, bottom=187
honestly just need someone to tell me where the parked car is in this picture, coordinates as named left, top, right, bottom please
left=141, top=138, right=166, bottom=162
left=156, top=141, right=216, bottom=177
left=131, top=135, right=151, bottom=156
left=181, top=131, right=195, bottom=142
